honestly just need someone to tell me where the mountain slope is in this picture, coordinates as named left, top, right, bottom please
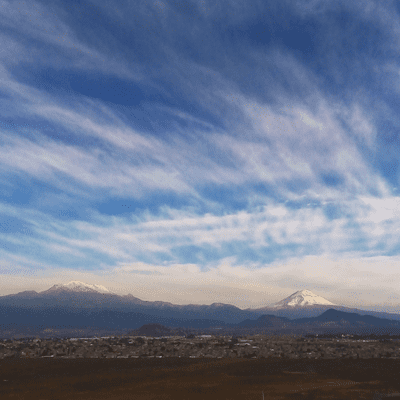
left=232, top=309, right=400, bottom=335
left=297, top=309, right=400, bottom=327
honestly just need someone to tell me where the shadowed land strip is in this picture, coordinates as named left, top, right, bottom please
left=1, top=358, right=400, bottom=399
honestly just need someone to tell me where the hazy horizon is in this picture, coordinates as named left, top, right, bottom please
left=3, top=276, right=400, bottom=314
left=2, top=1, right=400, bottom=311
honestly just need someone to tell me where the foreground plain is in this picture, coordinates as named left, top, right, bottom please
left=1, top=358, right=400, bottom=399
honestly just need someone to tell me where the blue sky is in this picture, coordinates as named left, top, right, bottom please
left=2, top=0, right=400, bottom=308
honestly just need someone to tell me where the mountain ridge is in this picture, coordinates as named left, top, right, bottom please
left=2, top=284, right=338, bottom=311
left=2, top=283, right=400, bottom=335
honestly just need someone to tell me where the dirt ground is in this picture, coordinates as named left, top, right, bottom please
left=1, top=358, right=400, bottom=399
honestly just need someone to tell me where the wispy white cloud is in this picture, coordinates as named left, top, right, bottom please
left=2, top=183, right=400, bottom=275
left=0, top=0, right=144, bottom=79
left=2, top=0, right=400, bottom=308
left=1, top=40, right=397, bottom=277
left=1, top=63, right=385, bottom=204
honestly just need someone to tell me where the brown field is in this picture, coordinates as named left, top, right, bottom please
left=1, top=358, right=400, bottom=399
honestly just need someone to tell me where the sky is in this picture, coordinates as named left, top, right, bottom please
left=2, top=0, right=400, bottom=310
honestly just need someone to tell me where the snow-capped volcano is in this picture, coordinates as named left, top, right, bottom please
left=273, top=289, right=336, bottom=308
left=51, top=281, right=112, bottom=294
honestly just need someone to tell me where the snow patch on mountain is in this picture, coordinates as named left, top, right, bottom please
left=273, top=289, right=336, bottom=308
left=54, top=281, right=112, bottom=294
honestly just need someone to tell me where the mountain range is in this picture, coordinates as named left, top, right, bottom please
left=236, top=308, right=400, bottom=334
left=1, top=282, right=400, bottom=338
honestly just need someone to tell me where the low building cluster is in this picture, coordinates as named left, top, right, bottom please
left=0, top=335, right=399, bottom=359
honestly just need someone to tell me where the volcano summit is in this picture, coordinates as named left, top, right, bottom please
left=273, top=289, right=336, bottom=308
left=47, top=281, right=112, bottom=294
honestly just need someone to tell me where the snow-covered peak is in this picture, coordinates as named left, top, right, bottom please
left=54, top=281, right=112, bottom=294
left=273, top=289, right=336, bottom=308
